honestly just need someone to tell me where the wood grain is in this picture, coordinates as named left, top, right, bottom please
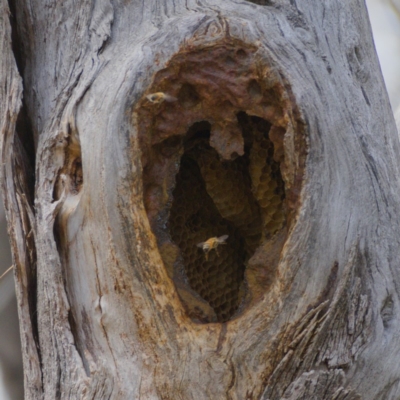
left=1, top=0, right=400, bottom=399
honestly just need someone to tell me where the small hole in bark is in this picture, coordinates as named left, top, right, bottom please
left=15, top=99, right=35, bottom=205
left=53, top=129, right=83, bottom=200
left=245, top=0, right=274, bottom=5
left=354, top=46, right=362, bottom=63
left=70, top=158, right=83, bottom=194
left=381, top=295, right=394, bottom=329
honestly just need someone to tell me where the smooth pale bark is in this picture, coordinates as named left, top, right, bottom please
left=2, top=0, right=400, bottom=399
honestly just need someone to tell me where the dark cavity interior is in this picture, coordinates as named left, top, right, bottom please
left=136, top=42, right=301, bottom=323
left=168, top=116, right=285, bottom=321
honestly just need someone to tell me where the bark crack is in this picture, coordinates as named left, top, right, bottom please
left=262, top=243, right=371, bottom=399
left=92, top=243, right=120, bottom=381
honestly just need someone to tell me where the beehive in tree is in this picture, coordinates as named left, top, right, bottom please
left=1, top=0, right=400, bottom=399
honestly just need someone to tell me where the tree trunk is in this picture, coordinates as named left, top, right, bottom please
left=0, top=202, right=23, bottom=400
left=2, top=0, right=400, bottom=398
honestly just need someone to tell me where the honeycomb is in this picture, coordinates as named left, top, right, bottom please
left=166, top=117, right=286, bottom=322
left=192, top=143, right=262, bottom=254
left=246, top=117, right=286, bottom=237
left=135, top=41, right=302, bottom=323
left=169, top=152, right=247, bottom=322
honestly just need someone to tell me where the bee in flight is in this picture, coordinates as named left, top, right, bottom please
left=197, top=235, right=229, bottom=261
left=146, top=92, right=177, bottom=104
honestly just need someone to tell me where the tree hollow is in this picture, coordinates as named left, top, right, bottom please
left=136, top=40, right=304, bottom=323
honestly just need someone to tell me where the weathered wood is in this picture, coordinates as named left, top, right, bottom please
left=0, top=0, right=41, bottom=398
left=0, top=202, right=23, bottom=400
left=2, top=0, right=400, bottom=399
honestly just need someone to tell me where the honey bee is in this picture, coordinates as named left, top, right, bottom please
left=196, top=235, right=229, bottom=261
left=146, top=92, right=177, bottom=104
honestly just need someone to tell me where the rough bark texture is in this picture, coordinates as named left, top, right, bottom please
left=0, top=201, right=23, bottom=400
left=2, top=0, right=400, bottom=399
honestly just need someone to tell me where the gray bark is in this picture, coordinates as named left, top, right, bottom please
left=1, top=0, right=400, bottom=399
left=0, top=201, right=23, bottom=400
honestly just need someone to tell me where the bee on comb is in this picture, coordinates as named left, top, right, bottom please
left=146, top=92, right=177, bottom=104
left=196, top=235, right=229, bottom=261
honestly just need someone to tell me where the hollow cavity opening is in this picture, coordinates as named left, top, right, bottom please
left=136, top=41, right=304, bottom=324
